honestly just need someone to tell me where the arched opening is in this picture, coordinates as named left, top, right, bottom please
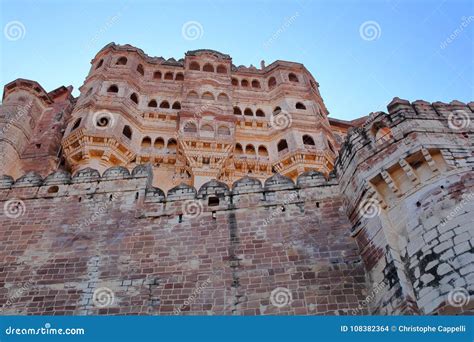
left=217, top=125, right=230, bottom=136
left=159, top=101, right=170, bottom=109
left=216, top=65, right=227, bottom=74
left=71, top=118, right=82, bottom=131
left=258, top=145, right=268, bottom=156
left=122, top=125, right=132, bottom=139
left=302, top=135, right=315, bottom=146
left=107, top=85, right=119, bottom=93
left=96, top=59, right=104, bottom=69
left=167, top=138, right=177, bottom=152
left=201, top=124, right=214, bottom=137
left=164, top=72, right=173, bottom=80
left=116, top=56, right=127, bottom=65
left=154, top=137, right=165, bottom=149
left=217, top=93, right=229, bottom=102
left=187, top=91, right=199, bottom=99
left=277, top=139, right=288, bottom=152
left=137, top=64, right=144, bottom=76
left=273, top=106, right=281, bottom=114
left=189, top=61, right=200, bottom=71
left=251, top=80, right=261, bottom=88
left=288, top=73, right=299, bottom=82
left=175, top=73, right=184, bottom=81
left=148, top=100, right=158, bottom=108
left=202, top=92, right=215, bottom=100
left=231, top=78, right=239, bottom=86
left=268, top=77, right=276, bottom=89
left=241, top=79, right=249, bottom=87
left=235, top=143, right=243, bottom=154
left=153, top=71, right=162, bottom=79
left=203, top=63, right=214, bottom=72
left=184, top=122, right=197, bottom=133
left=244, top=108, right=253, bottom=116
left=256, top=109, right=265, bottom=117
left=246, top=144, right=256, bottom=155
left=172, top=101, right=181, bottom=110
left=296, top=102, right=306, bottom=110
left=233, top=107, right=242, bottom=115
left=130, top=93, right=139, bottom=104
left=141, top=137, right=152, bottom=147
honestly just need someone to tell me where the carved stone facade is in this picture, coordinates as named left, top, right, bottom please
left=0, top=43, right=472, bottom=315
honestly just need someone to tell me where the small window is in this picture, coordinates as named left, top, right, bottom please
left=246, top=144, right=256, bottom=155
left=154, top=71, right=162, bottom=79
left=303, top=135, right=315, bottom=145
left=216, top=65, right=227, bottom=74
left=203, top=64, right=214, bottom=72
left=241, top=79, right=249, bottom=87
left=244, top=108, right=253, bottom=116
left=268, top=77, right=276, bottom=89
left=160, top=101, right=170, bottom=109
left=154, top=137, right=165, bottom=149
left=289, top=73, right=299, bottom=82
left=218, top=126, right=230, bottom=136
left=96, top=59, right=104, bottom=69
left=256, top=109, right=265, bottom=117
left=164, top=72, right=173, bottom=80
left=116, top=57, right=127, bottom=65
left=141, top=137, right=152, bottom=147
left=175, top=73, right=184, bottom=81
left=235, top=143, right=243, bottom=154
left=273, top=106, right=281, bottom=114
left=296, top=102, right=306, bottom=110
left=122, top=125, right=132, bottom=139
left=187, top=91, right=199, bottom=99
left=251, top=80, right=261, bottom=88
left=137, top=64, right=144, bottom=76
left=172, top=101, right=181, bottom=110
left=233, top=107, right=242, bottom=115
left=258, top=145, right=268, bottom=156
left=148, top=100, right=158, bottom=108
left=277, top=139, right=288, bottom=152
left=202, top=92, right=215, bottom=100
left=217, top=93, right=229, bottom=102
left=184, top=122, right=197, bottom=133
left=189, top=61, right=200, bottom=71
left=167, top=138, right=177, bottom=151
left=130, top=93, right=139, bottom=104
left=71, top=118, right=82, bottom=131
left=107, top=85, right=119, bottom=93
left=231, top=78, right=239, bottom=86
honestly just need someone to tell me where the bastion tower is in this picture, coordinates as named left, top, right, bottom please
left=61, top=43, right=338, bottom=191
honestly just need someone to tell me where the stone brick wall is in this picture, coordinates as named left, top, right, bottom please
left=0, top=166, right=366, bottom=315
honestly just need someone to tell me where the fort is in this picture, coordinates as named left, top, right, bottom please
left=0, top=43, right=472, bottom=315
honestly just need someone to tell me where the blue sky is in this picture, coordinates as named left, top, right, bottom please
left=1, top=0, right=472, bottom=120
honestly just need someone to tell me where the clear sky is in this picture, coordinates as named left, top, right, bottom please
left=1, top=0, right=472, bottom=120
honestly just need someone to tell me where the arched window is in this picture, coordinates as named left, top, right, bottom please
left=277, top=139, right=288, bottom=152
left=148, top=100, right=158, bottom=108
left=122, top=125, right=132, bottom=139
left=241, top=79, right=249, bottom=87
left=235, top=143, right=243, bottom=154
left=273, top=106, right=281, bottom=114
left=244, top=108, right=253, bottom=116
left=96, top=59, right=104, bottom=69
left=216, top=65, right=227, bottom=74
left=71, top=118, right=82, bottom=131
left=268, top=77, right=276, bottom=89
left=251, top=80, right=261, bottom=88
left=258, top=145, right=268, bottom=156
left=154, top=137, right=165, bottom=149
left=201, top=124, right=214, bottom=137
left=189, top=61, right=200, bottom=70
left=153, top=71, right=162, bottom=79
left=107, top=85, right=119, bottom=93
left=167, top=138, right=177, bottom=152
left=288, top=73, right=299, bottom=82
left=187, top=91, right=199, bottom=99
left=116, top=56, right=127, bottom=65
left=217, top=93, right=229, bottom=102
left=256, top=109, right=265, bottom=117
left=159, top=101, right=170, bottom=109
left=175, top=73, right=184, bottom=81
left=130, top=93, right=139, bottom=104
left=141, top=137, right=152, bottom=147
left=246, top=144, right=256, bottom=155
left=231, top=78, right=239, bottom=86
left=137, top=64, right=144, bottom=76
left=203, top=63, right=214, bottom=72
left=296, top=102, right=306, bottom=110
left=302, top=135, right=315, bottom=145
left=218, top=126, right=230, bottom=136
left=202, top=92, right=215, bottom=100
left=164, top=72, right=173, bottom=80
left=184, top=122, right=197, bottom=133
left=172, top=101, right=181, bottom=109
left=233, top=107, right=242, bottom=115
